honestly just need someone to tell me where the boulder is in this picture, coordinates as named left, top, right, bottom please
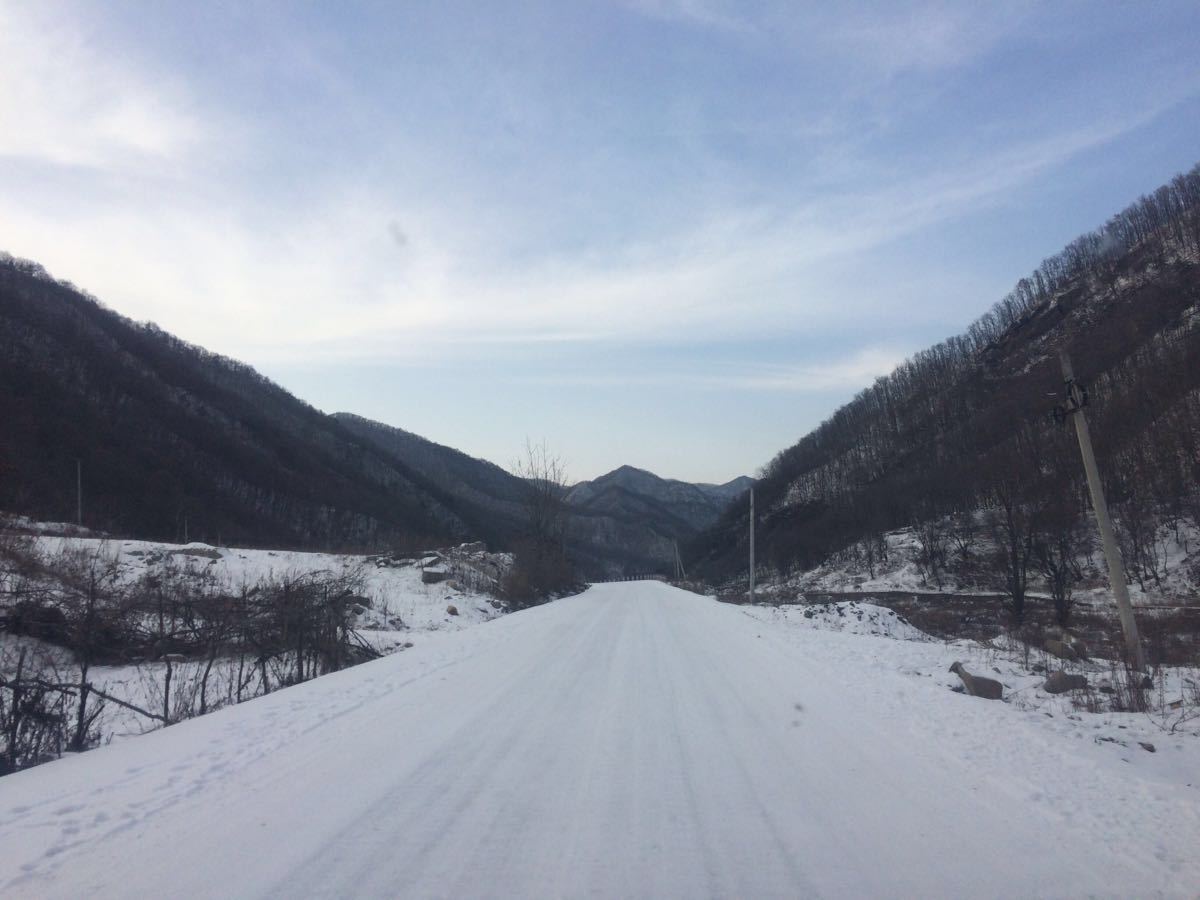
left=1043, top=670, right=1088, bottom=694
left=446, top=604, right=459, bottom=617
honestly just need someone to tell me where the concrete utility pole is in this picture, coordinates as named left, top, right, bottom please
left=749, top=488, right=756, bottom=601
left=1057, top=349, right=1146, bottom=671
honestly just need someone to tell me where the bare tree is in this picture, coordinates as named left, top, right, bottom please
left=982, top=438, right=1043, bottom=626
left=914, top=518, right=949, bottom=588
left=514, top=439, right=570, bottom=550
left=1033, top=493, right=1089, bottom=627
left=507, top=440, right=575, bottom=606
left=189, top=583, right=236, bottom=716
left=55, top=545, right=128, bottom=752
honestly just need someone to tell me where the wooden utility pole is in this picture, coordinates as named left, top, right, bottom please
left=749, top=488, right=756, bottom=601
left=1057, top=350, right=1146, bottom=671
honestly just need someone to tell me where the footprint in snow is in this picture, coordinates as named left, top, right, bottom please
left=791, top=701, right=804, bottom=727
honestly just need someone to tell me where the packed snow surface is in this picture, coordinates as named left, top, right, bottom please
left=2, top=583, right=1198, bottom=899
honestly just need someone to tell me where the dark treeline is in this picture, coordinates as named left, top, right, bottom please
left=691, top=164, right=1200, bottom=613
left=0, top=259, right=501, bottom=552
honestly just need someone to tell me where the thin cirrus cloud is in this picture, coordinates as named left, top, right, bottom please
left=318, top=106, right=1198, bottom=358
left=0, top=3, right=205, bottom=171
left=47, top=104, right=1171, bottom=368
left=620, top=0, right=758, bottom=35
left=621, top=0, right=1033, bottom=74
left=509, top=347, right=906, bottom=394
left=0, top=102, right=1189, bottom=366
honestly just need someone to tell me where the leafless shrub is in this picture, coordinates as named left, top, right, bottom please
left=2, top=545, right=376, bottom=777
left=0, top=644, right=70, bottom=774
left=914, top=519, right=949, bottom=589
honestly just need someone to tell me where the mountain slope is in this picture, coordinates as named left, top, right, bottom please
left=568, top=465, right=747, bottom=528
left=695, top=474, right=754, bottom=502
left=331, top=420, right=752, bottom=577
left=0, top=256, right=481, bottom=550
left=566, top=466, right=750, bottom=575
left=691, top=163, right=1200, bottom=584
left=332, top=413, right=529, bottom=549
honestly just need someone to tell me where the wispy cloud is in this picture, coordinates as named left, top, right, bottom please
left=827, top=1, right=1035, bottom=75
left=2, top=91, right=1189, bottom=368
left=620, top=0, right=756, bottom=35
left=708, top=348, right=906, bottom=392
left=621, top=0, right=1033, bottom=76
left=0, top=3, right=206, bottom=171
left=507, top=347, right=907, bottom=393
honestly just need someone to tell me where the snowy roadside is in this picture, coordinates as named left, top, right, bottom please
left=2, top=533, right=510, bottom=750
left=738, top=600, right=1200, bottom=791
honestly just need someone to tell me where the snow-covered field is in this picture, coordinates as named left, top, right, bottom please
left=740, top=600, right=1200, bottom=787
left=1, top=534, right=508, bottom=741
left=2, top=583, right=1198, bottom=898
left=31, top=534, right=506, bottom=633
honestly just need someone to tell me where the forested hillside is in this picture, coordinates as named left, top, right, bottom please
left=564, top=466, right=750, bottom=575
left=333, top=413, right=530, bottom=550
left=333, top=420, right=750, bottom=578
left=691, top=164, right=1200, bottom=595
left=0, top=258, right=478, bottom=551
left=568, top=466, right=750, bottom=527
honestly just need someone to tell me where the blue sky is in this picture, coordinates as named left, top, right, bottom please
left=2, top=1, right=1199, bottom=482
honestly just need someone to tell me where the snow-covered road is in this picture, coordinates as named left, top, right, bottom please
left=2, top=582, right=1198, bottom=898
